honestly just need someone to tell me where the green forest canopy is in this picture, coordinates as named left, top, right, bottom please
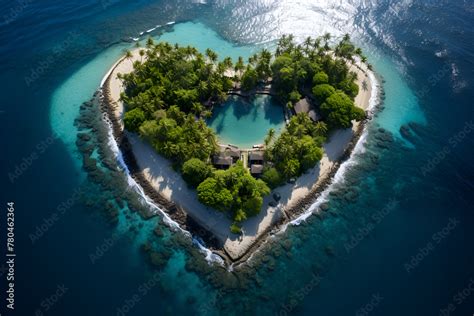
left=120, top=34, right=366, bottom=230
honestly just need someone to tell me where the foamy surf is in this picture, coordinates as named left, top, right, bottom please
left=289, top=65, right=380, bottom=227
left=192, top=237, right=225, bottom=265
left=100, top=88, right=224, bottom=266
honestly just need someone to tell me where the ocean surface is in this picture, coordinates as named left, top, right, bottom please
left=0, top=0, right=473, bottom=315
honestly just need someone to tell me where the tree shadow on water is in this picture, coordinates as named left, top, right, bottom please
left=206, top=106, right=227, bottom=134
left=261, top=95, right=285, bottom=126
left=232, top=95, right=252, bottom=120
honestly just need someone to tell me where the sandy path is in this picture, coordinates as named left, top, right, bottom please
left=276, top=61, right=373, bottom=212
left=105, top=50, right=374, bottom=260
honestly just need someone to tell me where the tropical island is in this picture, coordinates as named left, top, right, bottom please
left=101, top=33, right=374, bottom=261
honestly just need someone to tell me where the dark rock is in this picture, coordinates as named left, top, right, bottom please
left=375, top=131, right=393, bottom=142
left=325, top=246, right=335, bottom=257
left=273, top=192, right=281, bottom=201
left=82, top=155, right=98, bottom=172
left=282, top=239, right=292, bottom=251
left=154, top=226, right=164, bottom=237
left=149, top=251, right=167, bottom=268
left=399, top=124, right=412, bottom=140
left=408, top=121, right=425, bottom=136
left=320, top=203, right=329, bottom=211
left=141, top=242, right=152, bottom=253
left=78, top=132, right=92, bottom=142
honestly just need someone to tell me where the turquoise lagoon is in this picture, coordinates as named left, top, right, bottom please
left=207, top=95, right=285, bottom=149
left=50, top=22, right=260, bottom=157
left=47, top=19, right=432, bottom=316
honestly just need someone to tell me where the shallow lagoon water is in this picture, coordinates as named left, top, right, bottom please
left=50, top=22, right=258, bottom=154
left=47, top=19, right=444, bottom=315
left=3, top=1, right=472, bottom=315
left=207, top=95, right=285, bottom=148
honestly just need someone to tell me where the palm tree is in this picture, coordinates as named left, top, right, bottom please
left=323, top=32, right=331, bottom=42
left=191, top=102, right=203, bottom=115
left=323, top=32, right=331, bottom=51
left=146, top=37, right=154, bottom=49
left=139, top=49, right=145, bottom=62
left=234, top=56, right=245, bottom=80
left=313, top=37, right=321, bottom=50
left=343, top=33, right=351, bottom=42
left=222, top=57, right=233, bottom=70
left=283, top=159, right=299, bottom=179
left=205, top=48, right=218, bottom=64
left=303, top=36, right=312, bottom=56
left=315, top=121, right=328, bottom=136
left=264, top=128, right=276, bottom=146
left=125, top=50, right=133, bottom=66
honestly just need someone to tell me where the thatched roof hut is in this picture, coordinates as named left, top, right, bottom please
left=294, top=98, right=320, bottom=122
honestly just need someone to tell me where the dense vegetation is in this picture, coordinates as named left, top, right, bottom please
left=120, top=34, right=366, bottom=231
left=258, top=34, right=366, bottom=183
left=264, top=113, right=325, bottom=185
left=197, top=162, right=270, bottom=226
left=241, top=33, right=366, bottom=128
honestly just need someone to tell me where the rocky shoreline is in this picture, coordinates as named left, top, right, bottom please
left=96, top=53, right=382, bottom=265
left=100, top=71, right=224, bottom=251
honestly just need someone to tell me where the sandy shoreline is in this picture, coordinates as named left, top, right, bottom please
left=100, top=48, right=376, bottom=262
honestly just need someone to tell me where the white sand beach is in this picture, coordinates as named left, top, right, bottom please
left=104, top=49, right=374, bottom=260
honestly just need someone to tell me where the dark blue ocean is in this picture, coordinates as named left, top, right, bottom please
left=0, top=0, right=473, bottom=315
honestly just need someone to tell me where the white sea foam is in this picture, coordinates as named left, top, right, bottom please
left=99, top=76, right=224, bottom=266
left=289, top=65, right=380, bottom=227
left=98, top=43, right=379, bottom=266
left=192, top=237, right=225, bottom=265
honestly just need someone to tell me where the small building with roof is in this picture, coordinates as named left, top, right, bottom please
left=224, top=147, right=241, bottom=163
left=213, top=146, right=241, bottom=169
left=250, top=164, right=264, bottom=177
left=249, top=150, right=264, bottom=165
left=213, top=154, right=233, bottom=169
left=293, top=97, right=320, bottom=122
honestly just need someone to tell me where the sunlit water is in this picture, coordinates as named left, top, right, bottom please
left=1, top=0, right=472, bottom=315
